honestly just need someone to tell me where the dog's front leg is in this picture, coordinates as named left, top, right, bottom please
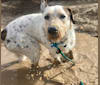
left=49, top=48, right=62, bottom=66
left=25, top=40, right=41, bottom=76
left=29, top=55, right=40, bottom=77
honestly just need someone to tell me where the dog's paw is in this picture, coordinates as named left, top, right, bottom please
left=28, top=64, right=41, bottom=79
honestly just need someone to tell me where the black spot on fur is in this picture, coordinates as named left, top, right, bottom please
left=28, top=18, right=33, bottom=22
left=19, top=25, right=22, bottom=28
left=25, top=45, right=29, bottom=48
left=28, top=18, right=31, bottom=21
left=7, top=39, right=11, bottom=43
left=14, top=41, right=16, bottom=43
left=64, top=44, right=67, bottom=47
left=17, top=44, right=20, bottom=47
left=1, top=29, right=7, bottom=41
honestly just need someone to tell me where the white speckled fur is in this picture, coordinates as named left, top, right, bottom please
left=3, top=0, right=76, bottom=65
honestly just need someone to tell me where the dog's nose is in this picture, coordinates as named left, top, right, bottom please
left=48, top=27, right=58, bottom=34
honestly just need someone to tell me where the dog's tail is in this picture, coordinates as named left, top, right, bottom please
left=1, top=29, right=7, bottom=41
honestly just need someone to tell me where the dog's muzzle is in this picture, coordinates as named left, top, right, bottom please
left=48, top=27, right=59, bottom=38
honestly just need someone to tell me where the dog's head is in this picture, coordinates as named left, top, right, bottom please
left=41, top=0, right=75, bottom=42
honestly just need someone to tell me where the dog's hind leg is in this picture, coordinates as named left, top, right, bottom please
left=4, top=33, right=41, bottom=67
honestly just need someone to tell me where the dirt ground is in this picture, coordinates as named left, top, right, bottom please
left=1, top=0, right=98, bottom=85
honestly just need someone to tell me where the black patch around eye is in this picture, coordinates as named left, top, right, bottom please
left=44, top=15, right=50, bottom=20
left=60, top=14, right=66, bottom=19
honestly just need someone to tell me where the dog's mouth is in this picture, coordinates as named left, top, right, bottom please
left=48, top=33, right=59, bottom=39
left=48, top=32, right=62, bottom=42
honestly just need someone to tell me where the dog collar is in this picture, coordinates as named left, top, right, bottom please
left=50, top=43, right=75, bottom=65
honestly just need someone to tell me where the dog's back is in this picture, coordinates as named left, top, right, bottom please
left=1, top=13, right=44, bottom=42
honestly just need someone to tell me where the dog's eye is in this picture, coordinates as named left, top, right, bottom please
left=60, top=14, right=66, bottom=19
left=44, top=15, right=50, bottom=20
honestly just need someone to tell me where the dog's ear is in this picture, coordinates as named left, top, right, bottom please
left=67, top=8, right=75, bottom=24
left=40, top=0, right=48, bottom=12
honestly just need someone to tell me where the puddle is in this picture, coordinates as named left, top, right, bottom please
left=1, top=62, right=63, bottom=85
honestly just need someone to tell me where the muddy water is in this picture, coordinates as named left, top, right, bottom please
left=1, top=63, right=63, bottom=85
left=1, top=66, right=33, bottom=85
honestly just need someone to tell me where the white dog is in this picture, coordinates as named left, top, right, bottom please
left=1, top=0, right=76, bottom=67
